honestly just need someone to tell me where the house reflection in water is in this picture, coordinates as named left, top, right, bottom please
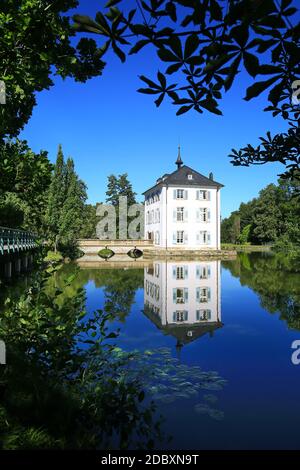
left=144, top=260, right=222, bottom=349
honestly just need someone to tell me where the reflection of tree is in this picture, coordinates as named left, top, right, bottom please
left=46, top=265, right=144, bottom=322
left=0, top=268, right=161, bottom=449
left=102, top=269, right=144, bottom=322
left=223, top=253, right=300, bottom=330
left=1, top=266, right=227, bottom=449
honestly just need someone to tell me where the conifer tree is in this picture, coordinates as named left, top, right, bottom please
left=105, top=173, right=137, bottom=238
left=58, top=158, right=87, bottom=254
left=45, top=145, right=66, bottom=251
left=45, top=147, right=87, bottom=254
left=105, top=173, right=136, bottom=206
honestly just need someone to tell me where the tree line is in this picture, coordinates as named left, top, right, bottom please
left=221, top=174, right=300, bottom=247
left=222, top=251, right=300, bottom=329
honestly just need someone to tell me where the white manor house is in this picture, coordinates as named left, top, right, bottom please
left=143, top=148, right=223, bottom=250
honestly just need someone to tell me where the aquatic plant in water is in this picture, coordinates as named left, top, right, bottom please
left=111, top=347, right=227, bottom=421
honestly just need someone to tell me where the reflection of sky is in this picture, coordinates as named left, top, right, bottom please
left=83, top=263, right=300, bottom=450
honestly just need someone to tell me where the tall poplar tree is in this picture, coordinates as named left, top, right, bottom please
left=45, top=145, right=66, bottom=251
left=59, top=158, right=87, bottom=253
left=45, top=146, right=87, bottom=254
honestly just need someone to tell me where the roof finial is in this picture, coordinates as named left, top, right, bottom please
left=175, top=145, right=183, bottom=169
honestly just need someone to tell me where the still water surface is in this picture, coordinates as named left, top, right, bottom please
left=59, top=252, right=300, bottom=449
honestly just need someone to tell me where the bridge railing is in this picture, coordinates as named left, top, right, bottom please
left=0, top=226, right=37, bottom=255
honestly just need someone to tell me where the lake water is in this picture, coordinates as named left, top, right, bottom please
left=2, top=251, right=300, bottom=450
left=57, top=251, right=300, bottom=450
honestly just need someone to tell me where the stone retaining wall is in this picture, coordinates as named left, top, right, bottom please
left=77, top=239, right=237, bottom=263
left=78, top=239, right=153, bottom=247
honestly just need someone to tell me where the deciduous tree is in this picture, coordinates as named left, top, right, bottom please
left=0, top=139, right=52, bottom=231
left=0, top=0, right=105, bottom=138
left=73, top=0, right=300, bottom=179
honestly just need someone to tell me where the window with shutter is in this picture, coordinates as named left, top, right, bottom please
left=177, top=231, right=184, bottom=244
left=155, top=264, right=160, bottom=277
left=176, top=207, right=184, bottom=221
left=177, top=311, right=183, bottom=322
left=176, top=266, right=184, bottom=279
left=176, top=288, right=184, bottom=304
left=198, top=231, right=210, bottom=244
left=199, top=231, right=205, bottom=244
left=200, top=265, right=211, bottom=279
left=199, top=190, right=211, bottom=201
left=199, top=287, right=210, bottom=303
left=175, top=311, right=187, bottom=322
left=184, top=266, right=188, bottom=279
left=155, top=286, right=160, bottom=301
left=198, top=309, right=212, bottom=321
left=200, top=266, right=207, bottom=279
left=155, top=231, right=160, bottom=245
left=176, top=189, right=184, bottom=199
left=202, top=208, right=207, bottom=222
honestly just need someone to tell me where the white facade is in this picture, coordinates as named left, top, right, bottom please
left=144, top=260, right=221, bottom=344
left=144, top=164, right=222, bottom=249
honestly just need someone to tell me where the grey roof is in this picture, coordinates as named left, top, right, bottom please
left=143, top=165, right=224, bottom=195
left=143, top=306, right=223, bottom=345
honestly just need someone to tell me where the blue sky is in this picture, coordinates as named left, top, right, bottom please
left=20, top=0, right=290, bottom=217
